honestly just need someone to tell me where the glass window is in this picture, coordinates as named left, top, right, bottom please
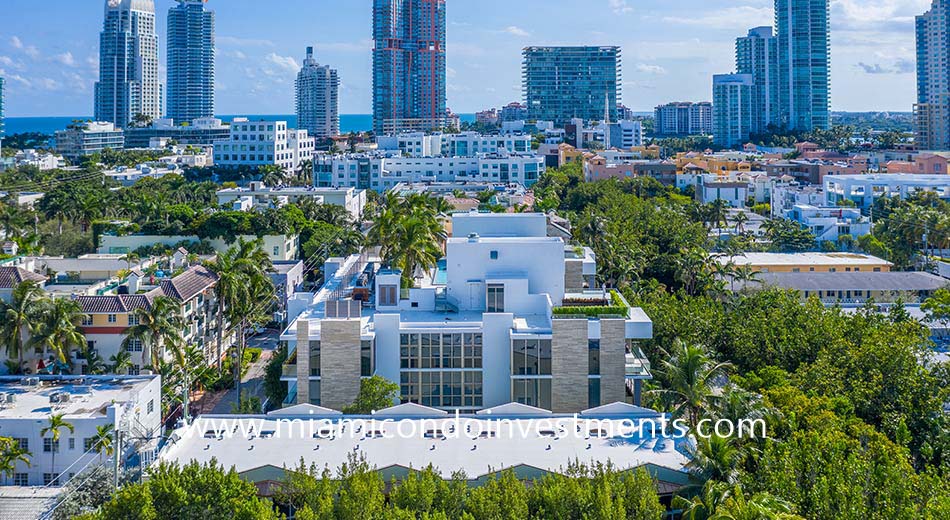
left=589, top=340, right=601, bottom=376
left=487, top=284, right=505, bottom=313
left=309, top=341, right=321, bottom=376
left=361, top=340, right=373, bottom=377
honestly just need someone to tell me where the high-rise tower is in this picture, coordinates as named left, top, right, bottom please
left=167, top=0, right=215, bottom=122
left=736, top=27, right=779, bottom=134
left=372, top=0, right=447, bottom=135
left=95, top=0, right=163, bottom=129
left=775, top=0, right=830, bottom=131
left=915, top=0, right=950, bottom=150
left=296, top=47, right=340, bottom=140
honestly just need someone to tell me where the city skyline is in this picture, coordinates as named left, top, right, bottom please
left=0, top=0, right=934, bottom=117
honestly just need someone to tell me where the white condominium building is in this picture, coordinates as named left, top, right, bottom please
left=824, top=174, right=950, bottom=209
left=279, top=212, right=653, bottom=413
left=213, top=118, right=315, bottom=172
left=376, top=132, right=534, bottom=158
left=314, top=152, right=545, bottom=191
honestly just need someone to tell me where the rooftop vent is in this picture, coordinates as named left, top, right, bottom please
left=468, top=232, right=480, bottom=243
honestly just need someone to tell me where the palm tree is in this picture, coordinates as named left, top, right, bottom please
left=108, top=351, right=133, bottom=374
left=120, top=252, right=140, bottom=271
left=650, top=340, right=732, bottom=429
left=91, top=424, right=114, bottom=463
left=123, top=296, right=185, bottom=371
left=685, top=434, right=746, bottom=484
left=733, top=211, right=749, bottom=234
left=40, top=414, right=74, bottom=485
left=676, top=481, right=803, bottom=520
left=258, top=165, right=285, bottom=187
left=29, top=299, right=86, bottom=368
left=0, top=437, right=31, bottom=485
left=1, top=281, right=46, bottom=372
left=207, top=238, right=274, bottom=371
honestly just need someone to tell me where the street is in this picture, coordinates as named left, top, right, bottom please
left=210, top=328, right=280, bottom=414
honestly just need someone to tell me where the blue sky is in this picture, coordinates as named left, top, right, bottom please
left=0, top=0, right=932, bottom=116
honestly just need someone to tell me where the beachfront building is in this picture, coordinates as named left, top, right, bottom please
left=94, top=0, right=163, bottom=129
left=372, top=0, right=447, bottom=134
left=166, top=0, right=215, bottom=122
left=296, top=47, right=340, bottom=140
left=123, top=117, right=229, bottom=149
left=279, top=212, right=653, bottom=413
left=54, top=122, right=125, bottom=162
left=212, top=118, right=315, bottom=172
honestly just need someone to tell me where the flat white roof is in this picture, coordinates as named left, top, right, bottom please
left=158, top=406, right=690, bottom=481
left=0, top=376, right=157, bottom=420
left=719, top=252, right=892, bottom=267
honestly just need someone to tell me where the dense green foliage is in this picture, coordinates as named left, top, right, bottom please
left=77, top=461, right=280, bottom=520
left=341, top=375, right=400, bottom=414
left=274, top=456, right=665, bottom=520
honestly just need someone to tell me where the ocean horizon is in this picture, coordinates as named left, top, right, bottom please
left=2, top=114, right=478, bottom=136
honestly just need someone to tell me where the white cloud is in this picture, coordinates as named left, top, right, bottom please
left=10, top=36, right=23, bottom=49
left=264, top=53, right=299, bottom=73
left=608, top=0, right=633, bottom=15
left=664, top=6, right=773, bottom=29
left=218, top=36, right=275, bottom=48
left=39, top=78, right=61, bottom=91
left=54, top=51, right=76, bottom=67
left=504, top=26, right=530, bottom=37
left=10, top=36, right=40, bottom=60
left=312, top=40, right=373, bottom=53
left=636, top=63, right=667, bottom=75
left=0, top=56, right=16, bottom=68
left=223, top=50, right=248, bottom=60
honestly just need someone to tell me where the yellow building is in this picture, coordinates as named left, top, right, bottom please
left=718, top=252, right=893, bottom=273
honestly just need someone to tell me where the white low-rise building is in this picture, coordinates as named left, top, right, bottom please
left=786, top=204, right=872, bottom=243
left=0, top=375, right=161, bottom=486
left=12, top=149, right=66, bottom=171
left=157, top=401, right=691, bottom=495
left=213, top=118, right=315, bottom=172
left=824, top=174, right=950, bottom=209
left=216, top=182, right=366, bottom=220
left=279, top=213, right=652, bottom=413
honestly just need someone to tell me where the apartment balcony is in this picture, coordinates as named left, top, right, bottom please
left=625, top=346, right=652, bottom=380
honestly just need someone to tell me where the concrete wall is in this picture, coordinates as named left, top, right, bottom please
left=551, top=319, right=588, bottom=413
left=451, top=213, right=548, bottom=238
left=599, top=319, right=627, bottom=405
left=296, top=320, right=310, bottom=405
left=319, top=319, right=363, bottom=410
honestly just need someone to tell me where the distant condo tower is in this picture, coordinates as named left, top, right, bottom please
left=775, top=0, right=830, bottom=131
left=296, top=47, right=340, bottom=140
left=522, top=46, right=621, bottom=127
left=372, top=0, right=447, bottom=135
left=915, top=0, right=950, bottom=151
left=95, top=0, right=163, bottom=129
left=167, top=0, right=215, bottom=122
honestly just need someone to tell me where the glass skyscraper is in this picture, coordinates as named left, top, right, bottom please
left=522, top=46, right=621, bottom=126
left=372, top=0, right=447, bottom=135
left=775, top=0, right=830, bottom=131
left=915, top=0, right=950, bottom=150
left=296, top=47, right=340, bottom=140
left=95, top=0, right=163, bottom=129
left=713, top=74, right=754, bottom=147
left=0, top=76, right=5, bottom=140
left=167, top=0, right=215, bottom=123
left=736, top=27, right=779, bottom=134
